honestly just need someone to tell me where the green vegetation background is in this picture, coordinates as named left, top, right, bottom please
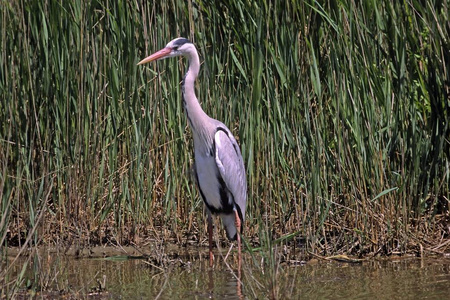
left=1, top=0, right=449, bottom=256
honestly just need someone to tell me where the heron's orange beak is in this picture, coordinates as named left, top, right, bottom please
left=137, top=47, right=172, bottom=65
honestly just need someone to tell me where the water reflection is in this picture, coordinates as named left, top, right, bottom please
left=205, top=267, right=243, bottom=300
left=4, top=248, right=450, bottom=299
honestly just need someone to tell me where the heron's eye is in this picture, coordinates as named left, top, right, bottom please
left=172, top=46, right=179, bottom=51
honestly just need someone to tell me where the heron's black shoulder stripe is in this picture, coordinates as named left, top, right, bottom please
left=210, top=127, right=227, bottom=156
left=216, top=127, right=228, bottom=134
left=214, top=127, right=240, bottom=157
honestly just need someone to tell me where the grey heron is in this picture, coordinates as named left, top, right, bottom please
left=138, top=38, right=247, bottom=267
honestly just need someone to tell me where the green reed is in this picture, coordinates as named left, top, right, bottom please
left=1, top=0, right=448, bottom=266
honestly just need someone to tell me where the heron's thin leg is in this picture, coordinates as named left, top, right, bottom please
left=208, top=212, right=214, bottom=267
left=234, top=210, right=242, bottom=272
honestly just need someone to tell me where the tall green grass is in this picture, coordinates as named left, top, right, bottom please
left=1, top=0, right=448, bottom=266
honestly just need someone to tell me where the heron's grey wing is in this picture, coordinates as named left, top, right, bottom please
left=214, top=129, right=247, bottom=220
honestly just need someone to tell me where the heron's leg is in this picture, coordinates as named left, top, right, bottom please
left=234, top=210, right=242, bottom=271
left=208, top=212, right=214, bottom=267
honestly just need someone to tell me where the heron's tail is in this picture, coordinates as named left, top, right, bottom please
left=220, top=212, right=243, bottom=241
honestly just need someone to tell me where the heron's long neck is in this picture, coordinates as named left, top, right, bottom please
left=182, top=52, right=209, bottom=132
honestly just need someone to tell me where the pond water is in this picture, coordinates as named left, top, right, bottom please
left=4, top=247, right=450, bottom=299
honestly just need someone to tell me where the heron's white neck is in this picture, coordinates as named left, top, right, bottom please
left=182, top=48, right=210, bottom=132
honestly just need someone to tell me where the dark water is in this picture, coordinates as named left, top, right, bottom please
left=4, top=249, right=450, bottom=299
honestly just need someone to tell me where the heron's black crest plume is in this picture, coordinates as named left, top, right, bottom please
left=173, top=38, right=191, bottom=48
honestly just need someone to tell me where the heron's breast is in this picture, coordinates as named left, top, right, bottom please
left=195, top=153, right=223, bottom=210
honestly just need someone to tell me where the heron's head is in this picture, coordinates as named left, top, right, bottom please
left=138, top=37, right=194, bottom=65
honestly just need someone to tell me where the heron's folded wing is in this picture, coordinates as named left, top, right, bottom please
left=214, top=129, right=247, bottom=218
